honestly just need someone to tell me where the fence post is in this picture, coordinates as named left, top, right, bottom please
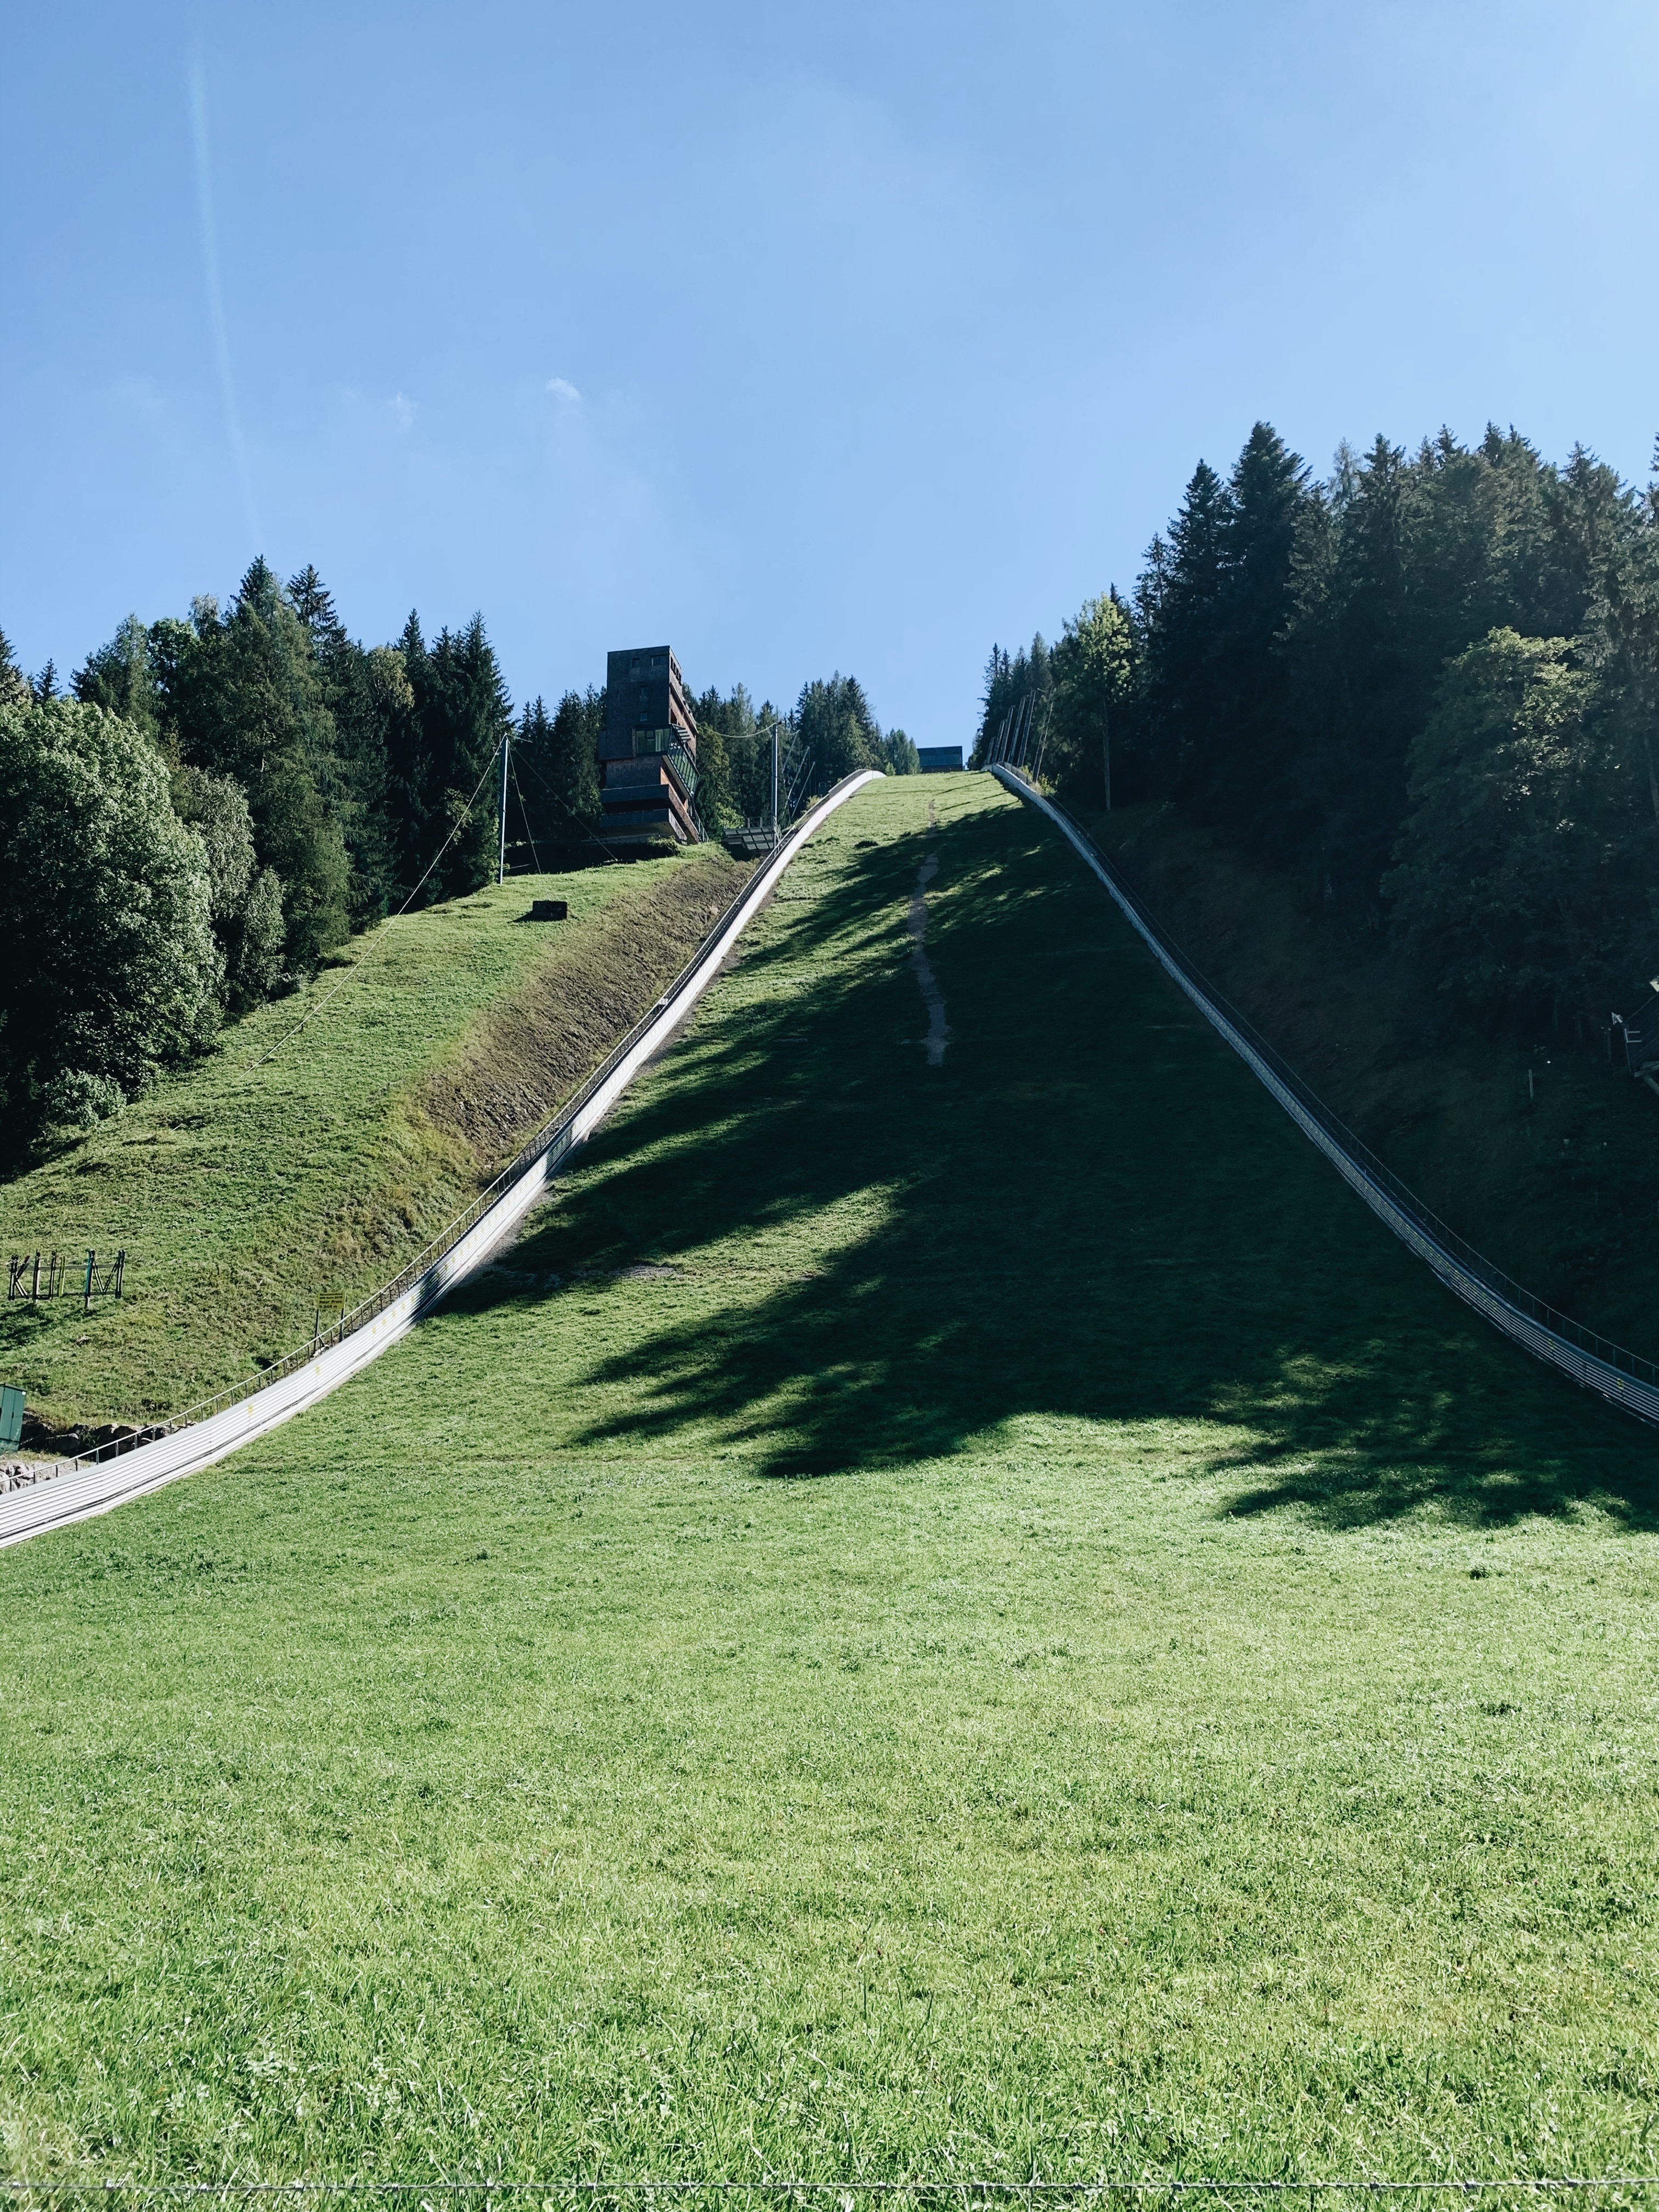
left=31, top=1251, right=40, bottom=1300
left=84, top=1250, right=95, bottom=1315
left=114, top=1250, right=126, bottom=1299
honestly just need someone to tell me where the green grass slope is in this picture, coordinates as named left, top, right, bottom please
left=3, top=772, right=1658, bottom=2188
left=0, top=850, right=746, bottom=1435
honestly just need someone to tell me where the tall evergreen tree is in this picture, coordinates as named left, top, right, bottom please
left=384, top=612, right=433, bottom=890
left=1144, top=460, right=1229, bottom=803
left=1209, top=422, right=1308, bottom=839
left=695, top=683, right=775, bottom=822
left=880, top=727, right=921, bottom=775
left=517, top=688, right=602, bottom=854
left=794, top=673, right=883, bottom=786
left=986, top=413, right=1659, bottom=1035
left=402, top=614, right=513, bottom=900
left=150, top=558, right=351, bottom=974
left=288, top=565, right=397, bottom=923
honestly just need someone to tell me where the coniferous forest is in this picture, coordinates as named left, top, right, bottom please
left=978, top=422, right=1659, bottom=1047
left=0, top=563, right=913, bottom=1160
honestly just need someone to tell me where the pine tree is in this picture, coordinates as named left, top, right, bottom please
left=403, top=616, right=513, bottom=900
left=285, top=566, right=396, bottom=924
left=150, top=557, right=351, bottom=973
left=880, top=727, right=921, bottom=775
left=794, top=674, right=883, bottom=786
left=286, top=563, right=346, bottom=651
left=516, top=689, right=602, bottom=856
left=1144, top=460, right=1229, bottom=803
left=385, top=613, right=432, bottom=891
left=695, top=684, right=769, bottom=822
left=1209, top=422, right=1308, bottom=843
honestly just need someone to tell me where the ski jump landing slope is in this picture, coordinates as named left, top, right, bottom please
left=0, top=772, right=886, bottom=1550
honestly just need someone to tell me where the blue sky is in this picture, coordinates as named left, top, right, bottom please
left=4, top=0, right=1657, bottom=747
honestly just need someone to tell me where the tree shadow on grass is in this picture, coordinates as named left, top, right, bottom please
left=468, top=791, right=1659, bottom=1533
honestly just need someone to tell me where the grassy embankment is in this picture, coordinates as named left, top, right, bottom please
left=3, top=771, right=1659, bottom=2190
left=1080, top=800, right=1659, bottom=1361
left=0, top=849, right=747, bottom=1437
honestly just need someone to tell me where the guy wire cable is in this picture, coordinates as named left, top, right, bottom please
left=511, top=743, right=627, bottom=864
left=509, top=751, right=543, bottom=876
left=245, top=738, right=508, bottom=1070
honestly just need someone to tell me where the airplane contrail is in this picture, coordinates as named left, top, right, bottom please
left=188, top=48, right=263, bottom=553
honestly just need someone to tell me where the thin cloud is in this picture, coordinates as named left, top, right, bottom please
left=390, top=392, right=416, bottom=432
left=545, top=377, right=582, bottom=403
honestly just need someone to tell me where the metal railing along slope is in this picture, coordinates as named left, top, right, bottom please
left=0, top=771, right=886, bottom=1549
left=991, top=765, right=1659, bottom=1431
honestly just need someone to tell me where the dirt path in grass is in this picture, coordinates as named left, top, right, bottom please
left=909, top=797, right=951, bottom=1065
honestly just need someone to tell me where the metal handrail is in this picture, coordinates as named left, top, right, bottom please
left=63, top=780, right=872, bottom=1472
left=994, top=766, right=1659, bottom=1426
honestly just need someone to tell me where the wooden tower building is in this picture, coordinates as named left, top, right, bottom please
left=597, top=645, right=699, bottom=845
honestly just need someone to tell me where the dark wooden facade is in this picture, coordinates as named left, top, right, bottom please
left=599, top=645, right=699, bottom=845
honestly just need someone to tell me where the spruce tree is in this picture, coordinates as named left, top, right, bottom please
left=517, top=689, right=602, bottom=855
left=1210, top=422, right=1308, bottom=847
left=385, top=613, right=432, bottom=892
left=794, top=674, right=883, bottom=786
left=287, top=566, right=396, bottom=924
left=149, top=557, right=351, bottom=973
left=1145, top=460, right=1229, bottom=804
left=404, top=616, right=513, bottom=900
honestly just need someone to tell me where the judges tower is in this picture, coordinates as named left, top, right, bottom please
left=597, top=645, right=699, bottom=846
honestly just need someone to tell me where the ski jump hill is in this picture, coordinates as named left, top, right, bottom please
left=3, top=761, right=1651, bottom=1553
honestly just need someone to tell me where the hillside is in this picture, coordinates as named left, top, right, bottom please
left=0, top=848, right=748, bottom=1438
left=3, top=772, right=1657, bottom=2185
left=1076, top=800, right=1659, bottom=1363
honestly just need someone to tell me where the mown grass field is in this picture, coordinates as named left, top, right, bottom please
left=0, top=850, right=742, bottom=1432
left=3, top=772, right=1658, bottom=2192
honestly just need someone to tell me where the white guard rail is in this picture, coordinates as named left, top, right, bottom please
left=0, top=771, right=886, bottom=1549
left=994, top=765, right=1659, bottom=1431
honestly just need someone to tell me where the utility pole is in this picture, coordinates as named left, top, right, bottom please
left=498, top=730, right=510, bottom=884
left=771, top=726, right=780, bottom=839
